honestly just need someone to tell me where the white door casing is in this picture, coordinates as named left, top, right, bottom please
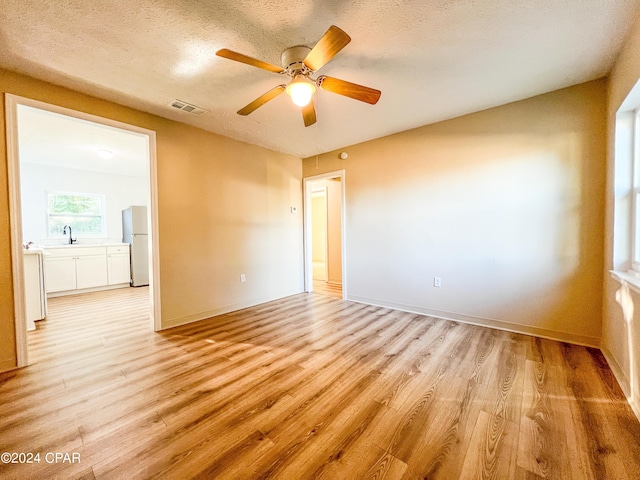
left=303, top=170, right=346, bottom=298
left=5, top=94, right=162, bottom=368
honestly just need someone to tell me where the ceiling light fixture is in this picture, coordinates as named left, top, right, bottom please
left=216, top=26, right=381, bottom=127
left=97, top=148, right=113, bottom=159
left=285, top=75, right=316, bottom=107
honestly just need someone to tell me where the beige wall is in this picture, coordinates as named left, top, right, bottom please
left=304, top=80, right=606, bottom=346
left=604, top=12, right=640, bottom=418
left=0, top=68, right=303, bottom=371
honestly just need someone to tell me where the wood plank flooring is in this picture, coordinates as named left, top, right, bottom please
left=312, top=279, right=342, bottom=298
left=1, top=287, right=639, bottom=479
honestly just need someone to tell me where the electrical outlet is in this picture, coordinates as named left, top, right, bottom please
left=240, top=274, right=246, bottom=283
left=434, top=276, right=442, bottom=288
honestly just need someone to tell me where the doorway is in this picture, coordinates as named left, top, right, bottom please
left=304, top=170, right=346, bottom=298
left=5, top=94, right=161, bottom=367
left=311, top=186, right=328, bottom=282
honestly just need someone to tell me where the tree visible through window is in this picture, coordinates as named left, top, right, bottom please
left=47, top=192, right=105, bottom=237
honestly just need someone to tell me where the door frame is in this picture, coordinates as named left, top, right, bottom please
left=5, top=94, right=162, bottom=368
left=303, top=170, right=346, bottom=298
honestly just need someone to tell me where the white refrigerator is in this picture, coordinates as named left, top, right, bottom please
left=122, top=206, right=149, bottom=287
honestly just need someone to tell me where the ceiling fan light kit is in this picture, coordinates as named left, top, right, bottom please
left=216, top=25, right=381, bottom=127
left=285, top=75, right=316, bottom=107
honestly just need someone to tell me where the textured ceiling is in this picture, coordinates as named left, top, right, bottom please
left=1, top=0, right=639, bottom=158
left=17, top=105, right=149, bottom=178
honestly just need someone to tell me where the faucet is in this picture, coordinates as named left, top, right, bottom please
left=62, top=225, right=76, bottom=245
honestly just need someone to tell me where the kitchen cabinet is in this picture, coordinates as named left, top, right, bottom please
left=44, top=244, right=129, bottom=296
left=107, top=245, right=131, bottom=285
left=45, top=256, right=77, bottom=293
left=76, top=254, right=108, bottom=289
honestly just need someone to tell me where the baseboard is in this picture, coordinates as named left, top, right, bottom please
left=346, top=295, right=600, bottom=348
left=162, top=289, right=304, bottom=330
left=47, top=283, right=130, bottom=298
left=601, top=346, right=640, bottom=423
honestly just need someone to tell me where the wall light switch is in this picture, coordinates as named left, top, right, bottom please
left=240, top=274, right=246, bottom=283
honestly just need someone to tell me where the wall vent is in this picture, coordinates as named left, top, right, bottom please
left=169, top=99, right=208, bottom=116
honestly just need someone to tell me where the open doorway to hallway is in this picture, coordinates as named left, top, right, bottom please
left=304, top=171, right=345, bottom=299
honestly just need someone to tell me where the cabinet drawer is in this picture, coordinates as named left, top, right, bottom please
left=107, top=245, right=130, bottom=254
left=45, top=247, right=76, bottom=257
left=46, top=246, right=106, bottom=257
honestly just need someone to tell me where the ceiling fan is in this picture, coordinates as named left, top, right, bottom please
left=216, top=25, right=381, bottom=127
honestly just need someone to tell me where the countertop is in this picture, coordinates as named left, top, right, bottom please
left=23, top=243, right=129, bottom=254
left=23, top=248, right=45, bottom=256
left=43, top=243, right=129, bottom=249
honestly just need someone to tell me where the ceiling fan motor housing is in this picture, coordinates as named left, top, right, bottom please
left=281, top=46, right=313, bottom=75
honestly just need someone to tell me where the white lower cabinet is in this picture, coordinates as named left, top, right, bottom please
left=76, top=254, right=108, bottom=289
left=44, top=245, right=129, bottom=295
left=107, top=245, right=131, bottom=285
left=45, top=256, right=78, bottom=293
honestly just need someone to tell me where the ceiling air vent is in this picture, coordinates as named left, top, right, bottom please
left=169, top=99, right=208, bottom=116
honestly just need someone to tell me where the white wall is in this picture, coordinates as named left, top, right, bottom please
left=20, top=162, right=148, bottom=245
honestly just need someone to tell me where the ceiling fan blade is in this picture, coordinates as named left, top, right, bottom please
left=302, top=101, right=317, bottom=127
left=237, top=85, right=286, bottom=116
left=216, top=49, right=284, bottom=74
left=319, top=76, right=381, bottom=105
left=303, top=25, right=351, bottom=72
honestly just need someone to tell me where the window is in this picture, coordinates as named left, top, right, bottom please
left=613, top=77, right=640, bottom=280
left=633, top=109, right=640, bottom=272
left=47, top=191, right=106, bottom=238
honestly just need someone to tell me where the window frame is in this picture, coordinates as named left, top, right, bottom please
left=46, top=190, right=107, bottom=239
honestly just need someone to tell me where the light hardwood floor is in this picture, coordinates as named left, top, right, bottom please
left=312, top=279, right=342, bottom=298
left=1, top=287, right=639, bottom=479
